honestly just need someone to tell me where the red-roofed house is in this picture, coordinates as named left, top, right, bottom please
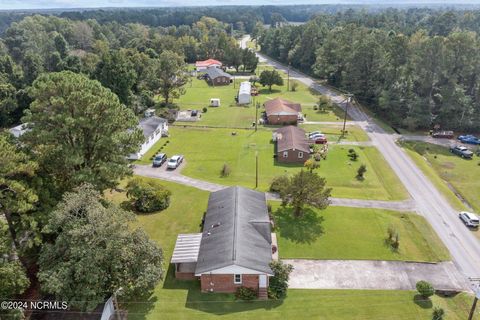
left=264, top=98, right=302, bottom=125
left=195, top=59, right=222, bottom=71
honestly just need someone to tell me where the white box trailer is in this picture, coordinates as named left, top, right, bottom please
left=238, top=81, right=251, bottom=105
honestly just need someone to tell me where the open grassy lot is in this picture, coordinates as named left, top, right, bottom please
left=138, top=127, right=408, bottom=200
left=272, top=205, right=449, bottom=262
left=401, top=141, right=480, bottom=211
left=400, top=141, right=480, bottom=239
left=106, top=179, right=472, bottom=320
left=171, top=77, right=345, bottom=128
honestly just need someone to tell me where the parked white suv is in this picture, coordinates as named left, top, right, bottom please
left=459, top=211, right=479, bottom=228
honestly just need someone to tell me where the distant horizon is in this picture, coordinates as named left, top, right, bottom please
left=2, top=0, right=480, bottom=11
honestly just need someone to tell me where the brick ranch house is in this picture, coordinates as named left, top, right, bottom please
left=264, top=98, right=302, bottom=125
left=204, top=66, right=232, bottom=86
left=273, top=125, right=311, bottom=163
left=171, top=186, right=278, bottom=299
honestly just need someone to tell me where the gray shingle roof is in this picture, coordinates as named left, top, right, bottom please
left=195, top=186, right=273, bottom=275
left=205, top=67, right=232, bottom=80
left=138, top=116, right=167, bottom=138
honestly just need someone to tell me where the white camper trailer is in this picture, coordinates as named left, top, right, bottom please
left=210, top=98, right=220, bottom=107
left=237, top=81, right=252, bottom=105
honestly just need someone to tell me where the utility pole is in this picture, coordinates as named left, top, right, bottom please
left=287, top=63, right=291, bottom=91
left=468, top=279, right=480, bottom=320
left=255, top=151, right=259, bottom=189
left=342, top=94, right=353, bottom=138
left=255, top=101, right=259, bottom=132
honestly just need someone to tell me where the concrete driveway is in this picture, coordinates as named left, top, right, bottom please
left=133, top=164, right=416, bottom=211
left=284, top=259, right=469, bottom=291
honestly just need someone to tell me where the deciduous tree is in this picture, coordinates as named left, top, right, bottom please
left=38, top=184, right=163, bottom=311
left=155, top=50, right=188, bottom=105
left=277, top=170, right=331, bottom=217
left=259, top=69, right=283, bottom=92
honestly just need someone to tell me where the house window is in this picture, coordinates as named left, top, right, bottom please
left=298, top=152, right=304, bottom=158
left=234, top=274, right=242, bottom=284
left=283, top=151, right=288, bottom=158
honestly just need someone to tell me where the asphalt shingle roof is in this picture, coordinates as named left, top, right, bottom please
left=275, top=125, right=310, bottom=153
left=205, top=66, right=232, bottom=80
left=265, top=98, right=302, bottom=116
left=195, top=186, right=273, bottom=275
left=138, top=116, right=167, bottom=138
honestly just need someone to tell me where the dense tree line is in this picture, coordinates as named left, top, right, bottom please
left=0, top=14, right=242, bottom=126
left=258, top=10, right=480, bottom=131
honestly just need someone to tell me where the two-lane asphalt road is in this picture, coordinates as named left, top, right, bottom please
left=241, top=35, right=480, bottom=281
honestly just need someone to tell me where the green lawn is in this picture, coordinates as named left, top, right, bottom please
left=401, top=141, right=480, bottom=212
left=138, top=127, right=408, bottom=200
left=170, top=77, right=344, bottom=128
left=400, top=141, right=480, bottom=239
left=273, top=205, right=449, bottom=262
left=106, top=179, right=473, bottom=320
left=127, top=285, right=476, bottom=320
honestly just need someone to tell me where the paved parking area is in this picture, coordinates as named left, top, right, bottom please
left=284, top=259, right=469, bottom=291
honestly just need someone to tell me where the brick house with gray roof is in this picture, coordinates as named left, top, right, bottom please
left=171, top=186, right=278, bottom=299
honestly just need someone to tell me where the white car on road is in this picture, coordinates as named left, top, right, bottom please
left=459, top=211, right=479, bottom=228
left=167, top=155, right=184, bottom=169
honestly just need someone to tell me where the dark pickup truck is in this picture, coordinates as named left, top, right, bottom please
left=450, top=145, right=473, bottom=159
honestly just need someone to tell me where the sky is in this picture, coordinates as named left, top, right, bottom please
left=0, top=0, right=478, bottom=10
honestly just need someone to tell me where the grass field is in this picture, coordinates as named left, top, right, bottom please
left=106, top=179, right=473, bottom=320
left=126, top=284, right=476, bottom=320
left=137, top=127, right=408, bottom=200
left=401, top=141, right=480, bottom=212
left=170, top=77, right=345, bottom=128
left=400, top=141, right=480, bottom=239
left=272, top=205, right=449, bottom=262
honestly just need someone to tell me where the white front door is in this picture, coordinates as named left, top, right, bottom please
left=259, top=274, right=267, bottom=288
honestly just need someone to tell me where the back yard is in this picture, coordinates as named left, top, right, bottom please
left=137, top=127, right=408, bottom=200
left=170, top=76, right=345, bottom=128
left=106, top=178, right=474, bottom=320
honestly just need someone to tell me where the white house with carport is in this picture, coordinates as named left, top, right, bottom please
left=128, top=116, right=168, bottom=160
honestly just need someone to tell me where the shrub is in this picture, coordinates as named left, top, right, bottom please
left=432, top=307, right=445, bottom=320
left=385, top=225, right=400, bottom=251
left=357, top=164, right=367, bottom=180
left=268, top=260, right=294, bottom=299
left=202, top=107, right=208, bottom=113
left=348, top=149, right=359, bottom=161
left=290, top=80, right=299, bottom=92
left=126, top=178, right=172, bottom=213
left=235, top=286, right=257, bottom=301
left=270, top=175, right=289, bottom=193
left=416, top=280, right=435, bottom=298
left=220, top=163, right=231, bottom=177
